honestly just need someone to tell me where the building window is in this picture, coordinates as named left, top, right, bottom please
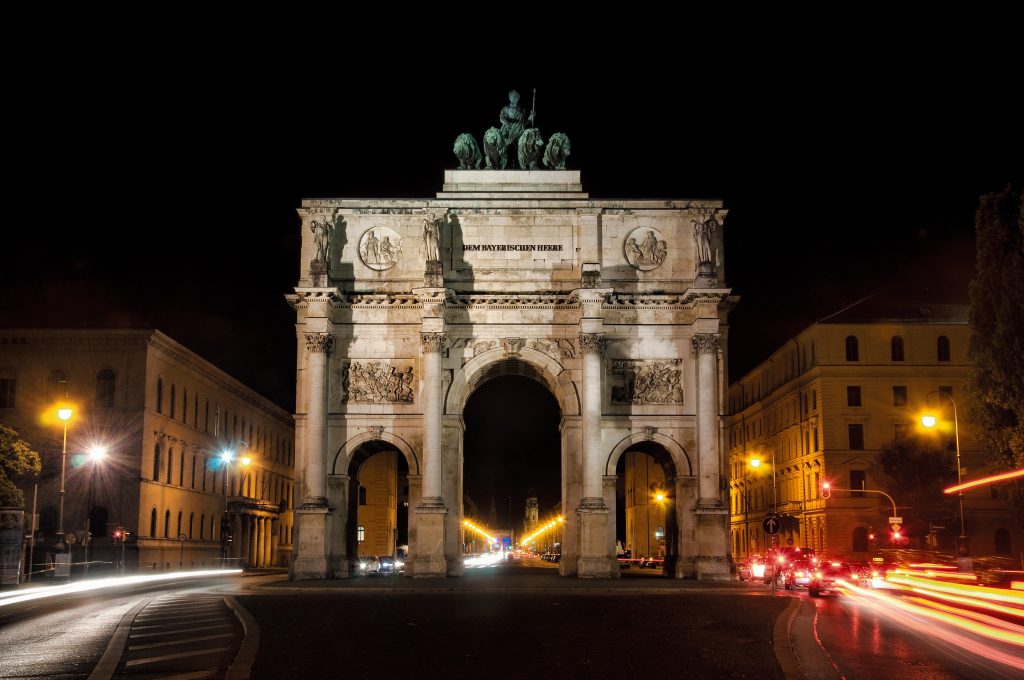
left=0, top=373, right=15, bottom=408
left=894, top=423, right=909, bottom=439
left=189, top=513, right=194, bottom=539
left=813, top=471, right=820, bottom=498
left=845, top=336, right=859, bottom=362
left=164, top=509, right=171, bottom=538
left=850, top=470, right=866, bottom=497
left=852, top=527, right=869, bottom=552
left=48, top=369, right=69, bottom=401
left=177, top=511, right=183, bottom=537
left=357, top=525, right=365, bottom=542
left=191, top=456, right=197, bottom=489
left=995, top=529, right=1011, bottom=555
left=939, top=385, right=953, bottom=398
left=890, top=336, right=905, bottom=362
left=893, top=386, right=908, bottom=406
left=214, top=406, right=220, bottom=436
left=179, top=451, right=185, bottom=486
left=205, top=401, right=210, bottom=432
left=182, top=389, right=188, bottom=423
left=847, top=386, right=862, bottom=407
left=156, top=378, right=163, bottom=414
left=811, top=390, right=817, bottom=411
left=150, top=508, right=158, bottom=536
left=170, top=384, right=176, bottom=419
left=96, top=369, right=116, bottom=408
left=937, top=336, right=951, bottom=362
left=194, top=395, right=199, bottom=428
left=167, top=448, right=174, bottom=484
left=359, top=486, right=367, bottom=505
left=200, top=514, right=206, bottom=540
left=848, top=424, right=864, bottom=450
left=153, top=443, right=162, bottom=481
left=813, top=427, right=819, bottom=451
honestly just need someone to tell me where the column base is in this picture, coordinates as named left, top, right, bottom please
left=411, top=502, right=447, bottom=578
left=694, top=505, right=729, bottom=581
left=291, top=506, right=331, bottom=580
left=576, top=499, right=618, bottom=579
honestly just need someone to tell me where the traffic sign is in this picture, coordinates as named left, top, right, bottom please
left=890, top=524, right=901, bottom=532
left=762, top=515, right=781, bottom=535
left=888, top=516, right=903, bottom=524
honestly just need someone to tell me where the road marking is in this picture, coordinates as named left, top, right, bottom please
left=130, top=623, right=232, bottom=638
left=224, top=596, right=260, bottom=680
left=148, top=671, right=217, bottom=680
left=131, top=617, right=226, bottom=630
left=130, top=633, right=235, bottom=651
left=125, top=646, right=232, bottom=667
left=135, top=607, right=225, bottom=620
left=88, top=597, right=151, bottom=680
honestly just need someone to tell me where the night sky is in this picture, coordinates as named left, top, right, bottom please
left=5, top=28, right=1021, bottom=526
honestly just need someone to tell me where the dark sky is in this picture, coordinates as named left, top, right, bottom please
left=5, top=27, right=1021, bottom=519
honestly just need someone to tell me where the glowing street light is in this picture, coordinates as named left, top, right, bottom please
left=55, top=406, right=73, bottom=551
left=218, top=441, right=253, bottom=566
left=83, top=444, right=108, bottom=576
left=921, top=391, right=968, bottom=564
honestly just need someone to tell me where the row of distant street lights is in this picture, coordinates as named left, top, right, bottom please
left=746, top=391, right=968, bottom=561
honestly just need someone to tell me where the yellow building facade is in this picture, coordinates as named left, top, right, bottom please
left=0, top=329, right=296, bottom=573
left=355, top=451, right=398, bottom=557
left=624, top=451, right=668, bottom=558
left=727, top=303, right=1022, bottom=562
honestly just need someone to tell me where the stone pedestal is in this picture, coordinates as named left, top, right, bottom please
left=694, top=507, right=730, bottom=580
left=292, top=505, right=331, bottom=580
left=694, top=261, right=718, bottom=288
left=411, top=502, right=447, bottom=578
left=576, top=499, right=618, bottom=578
left=309, top=260, right=328, bottom=287
left=424, top=260, right=443, bottom=288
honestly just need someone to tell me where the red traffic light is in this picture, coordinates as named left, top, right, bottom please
left=821, top=483, right=831, bottom=499
left=113, top=529, right=123, bottom=539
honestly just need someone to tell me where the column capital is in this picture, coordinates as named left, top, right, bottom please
left=420, top=332, right=447, bottom=353
left=691, top=333, right=721, bottom=355
left=578, top=332, right=608, bottom=356
left=304, top=332, right=334, bottom=354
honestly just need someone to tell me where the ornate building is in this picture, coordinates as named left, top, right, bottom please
left=0, top=329, right=295, bottom=572
left=727, top=301, right=1023, bottom=561
left=288, top=167, right=736, bottom=580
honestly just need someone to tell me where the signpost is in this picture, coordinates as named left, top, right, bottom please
left=762, top=514, right=781, bottom=535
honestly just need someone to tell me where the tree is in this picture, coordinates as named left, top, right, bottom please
left=879, top=434, right=956, bottom=548
left=0, top=423, right=42, bottom=507
left=968, top=185, right=1024, bottom=525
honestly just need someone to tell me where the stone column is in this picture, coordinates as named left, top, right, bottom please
left=270, top=519, right=279, bottom=568
left=326, top=473, right=350, bottom=577
left=248, top=516, right=258, bottom=568
left=261, top=518, right=271, bottom=567
left=576, top=332, right=616, bottom=577
left=691, top=333, right=729, bottom=580
left=413, top=331, right=447, bottom=577
left=293, top=331, right=333, bottom=579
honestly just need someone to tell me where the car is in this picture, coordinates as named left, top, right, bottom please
left=809, top=562, right=848, bottom=597
left=783, top=559, right=815, bottom=589
left=357, top=556, right=380, bottom=574
left=378, top=556, right=397, bottom=574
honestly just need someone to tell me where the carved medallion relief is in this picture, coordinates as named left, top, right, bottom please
left=623, top=226, right=668, bottom=271
left=358, top=227, right=403, bottom=271
left=609, top=359, right=683, bottom=404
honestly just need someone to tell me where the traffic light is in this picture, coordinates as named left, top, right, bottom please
left=821, top=482, right=831, bottom=499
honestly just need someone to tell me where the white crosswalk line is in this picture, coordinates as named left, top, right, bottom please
left=130, top=623, right=232, bottom=639
left=129, top=633, right=234, bottom=651
left=148, top=671, right=217, bottom=680
left=124, top=647, right=231, bottom=667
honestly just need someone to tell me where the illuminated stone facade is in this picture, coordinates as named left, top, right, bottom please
left=727, top=303, right=1023, bottom=561
left=289, top=170, right=736, bottom=579
left=0, top=329, right=295, bottom=572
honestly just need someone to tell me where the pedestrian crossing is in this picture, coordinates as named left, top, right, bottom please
left=110, top=594, right=244, bottom=680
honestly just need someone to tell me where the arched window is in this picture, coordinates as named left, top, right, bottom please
left=852, top=527, right=869, bottom=552
left=177, top=511, right=183, bottom=537
left=191, top=455, right=197, bottom=489
left=150, top=508, right=158, bottom=536
left=194, top=395, right=199, bottom=428
left=995, top=528, right=1011, bottom=555
left=96, top=369, right=116, bottom=408
left=200, top=514, right=206, bottom=540
left=170, top=384, right=176, bottom=419
left=189, top=512, right=194, bottom=539
left=167, top=448, right=174, bottom=484
left=205, top=400, right=210, bottom=432
left=937, top=336, right=951, bottom=362
left=890, top=336, right=904, bottom=362
left=153, top=443, right=162, bottom=481
left=179, top=450, right=184, bottom=486
left=0, top=369, right=16, bottom=408
left=47, top=369, right=68, bottom=400
left=359, top=486, right=367, bottom=505
left=182, top=388, right=188, bottom=422
left=156, top=377, right=163, bottom=413
left=357, top=525, right=365, bottom=542
left=164, top=509, right=171, bottom=538
left=845, top=336, right=859, bottom=362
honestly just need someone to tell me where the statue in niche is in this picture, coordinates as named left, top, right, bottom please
left=693, top=213, right=719, bottom=264
left=543, top=132, right=571, bottom=170
left=499, top=89, right=535, bottom=154
left=423, top=213, right=443, bottom=262
left=310, top=216, right=335, bottom=263
left=517, top=128, right=545, bottom=169
left=483, top=127, right=507, bottom=169
left=453, top=133, right=482, bottom=169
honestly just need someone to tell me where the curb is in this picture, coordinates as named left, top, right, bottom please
left=772, top=595, right=804, bottom=680
left=88, top=597, right=151, bottom=680
left=225, top=596, right=261, bottom=680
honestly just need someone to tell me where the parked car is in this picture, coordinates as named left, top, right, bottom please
left=809, top=562, right=848, bottom=597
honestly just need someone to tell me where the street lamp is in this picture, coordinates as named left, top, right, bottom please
left=55, top=407, right=73, bottom=551
left=921, top=391, right=967, bottom=562
left=219, top=442, right=252, bottom=567
left=83, top=445, right=107, bottom=576
left=749, top=446, right=779, bottom=588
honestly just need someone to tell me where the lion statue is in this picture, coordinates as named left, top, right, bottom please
left=453, top=133, right=482, bottom=169
left=483, top=127, right=507, bottom=169
left=543, top=132, right=571, bottom=170
left=517, top=128, right=545, bottom=170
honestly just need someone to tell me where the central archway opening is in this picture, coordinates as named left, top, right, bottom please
left=615, top=442, right=679, bottom=577
left=346, top=441, right=410, bottom=573
left=462, top=374, right=562, bottom=572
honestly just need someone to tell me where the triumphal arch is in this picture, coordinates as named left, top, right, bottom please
left=288, top=129, right=735, bottom=579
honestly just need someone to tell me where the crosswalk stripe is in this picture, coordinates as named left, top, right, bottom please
left=125, top=646, right=232, bottom=667
left=135, top=608, right=225, bottom=621
left=130, top=624, right=232, bottom=639
left=130, top=633, right=234, bottom=651
left=148, top=671, right=217, bottom=680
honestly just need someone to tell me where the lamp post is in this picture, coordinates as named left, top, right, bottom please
left=55, top=407, right=73, bottom=552
left=749, top=446, right=779, bottom=588
left=219, top=442, right=252, bottom=567
left=921, top=391, right=968, bottom=564
left=83, top=445, right=107, bottom=576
